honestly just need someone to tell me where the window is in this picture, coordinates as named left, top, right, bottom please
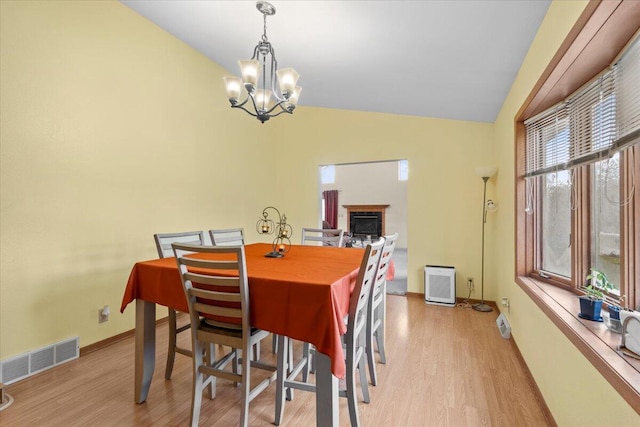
left=320, top=165, right=335, bottom=184
left=520, top=34, right=640, bottom=307
left=398, top=160, right=408, bottom=181
left=540, top=170, right=572, bottom=278
left=515, top=2, right=640, bottom=407
left=592, top=153, right=621, bottom=292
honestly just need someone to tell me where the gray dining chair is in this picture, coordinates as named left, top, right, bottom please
left=301, top=227, right=344, bottom=247
left=154, top=230, right=205, bottom=380
left=173, top=243, right=277, bottom=427
left=275, top=238, right=384, bottom=427
left=209, top=228, right=245, bottom=246
left=366, top=232, right=398, bottom=386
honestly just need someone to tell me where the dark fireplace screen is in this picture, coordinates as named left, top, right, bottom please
left=349, top=212, right=382, bottom=238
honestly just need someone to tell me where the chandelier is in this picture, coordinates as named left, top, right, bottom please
left=223, top=1, right=301, bottom=123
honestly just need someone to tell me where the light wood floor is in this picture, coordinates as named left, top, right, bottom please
left=0, top=296, right=552, bottom=426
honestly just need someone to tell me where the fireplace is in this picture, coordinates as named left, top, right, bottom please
left=350, top=212, right=383, bottom=238
left=343, top=204, right=389, bottom=240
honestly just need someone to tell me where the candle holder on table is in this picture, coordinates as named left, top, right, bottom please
left=256, top=206, right=292, bottom=258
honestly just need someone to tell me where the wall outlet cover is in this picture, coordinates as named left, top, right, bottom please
left=496, top=313, right=511, bottom=339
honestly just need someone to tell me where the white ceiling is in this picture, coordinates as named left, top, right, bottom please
left=121, top=0, right=551, bottom=123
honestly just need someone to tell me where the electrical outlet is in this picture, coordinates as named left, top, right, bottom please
left=501, top=297, right=511, bottom=313
left=99, top=305, right=110, bottom=323
left=467, top=277, right=474, bottom=290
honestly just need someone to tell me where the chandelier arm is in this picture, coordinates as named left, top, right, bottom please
left=250, top=44, right=259, bottom=60
left=265, top=108, right=293, bottom=119
left=231, top=104, right=260, bottom=118
left=232, top=96, right=251, bottom=109
left=260, top=100, right=285, bottom=115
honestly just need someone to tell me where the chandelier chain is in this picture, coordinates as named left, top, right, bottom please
left=262, top=13, right=268, bottom=43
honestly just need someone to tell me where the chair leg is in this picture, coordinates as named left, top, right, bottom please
left=190, top=341, right=205, bottom=427
left=272, top=333, right=278, bottom=353
left=358, top=351, right=370, bottom=404
left=239, top=344, right=251, bottom=427
left=358, top=331, right=370, bottom=403
left=206, top=344, right=215, bottom=399
left=302, top=342, right=311, bottom=383
left=232, top=348, right=239, bottom=387
left=165, top=308, right=178, bottom=380
left=378, top=285, right=387, bottom=364
left=253, top=341, right=261, bottom=361
left=285, top=339, right=294, bottom=401
left=274, top=335, right=288, bottom=425
left=366, top=320, right=377, bottom=387
left=346, top=342, right=360, bottom=427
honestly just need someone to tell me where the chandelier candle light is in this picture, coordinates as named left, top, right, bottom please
left=473, top=166, right=497, bottom=313
left=223, top=1, right=301, bottom=123
left=256, top=206, right=293, bottom=257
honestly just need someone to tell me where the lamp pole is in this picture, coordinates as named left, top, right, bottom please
left=473, top=175, right=493, bottom=312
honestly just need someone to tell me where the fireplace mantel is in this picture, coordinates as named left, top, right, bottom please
left=343, top=205, right=389, bottom=236
left=342, top=204, right=389, bottom=211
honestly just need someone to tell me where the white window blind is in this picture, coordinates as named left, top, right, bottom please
left=525, top=35, right=640, bottom=178
left=616, top=35, right=640, bottom=147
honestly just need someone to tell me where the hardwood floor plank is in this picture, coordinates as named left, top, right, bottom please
left=0, top=296, right=551, bottom=426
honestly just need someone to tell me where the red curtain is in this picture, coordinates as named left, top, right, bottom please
left=323, top=190, right=338, bottom=229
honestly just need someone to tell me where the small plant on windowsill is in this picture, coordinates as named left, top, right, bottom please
left=578, top=268, right=614, bottom=322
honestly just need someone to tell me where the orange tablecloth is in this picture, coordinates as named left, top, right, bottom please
left=121, top=243, right=364, bottom=378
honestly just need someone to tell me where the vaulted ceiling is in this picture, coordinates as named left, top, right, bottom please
left=121, top=0, right=551, bottom=123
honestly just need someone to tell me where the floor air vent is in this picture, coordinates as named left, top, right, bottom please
left=1, top=337, right=79, bottom=385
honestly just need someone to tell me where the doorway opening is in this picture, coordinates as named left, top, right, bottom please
left=319, top=160, right=408, bottom=295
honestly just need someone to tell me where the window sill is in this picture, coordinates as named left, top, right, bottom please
left=516, top=276, right=640, bottom=414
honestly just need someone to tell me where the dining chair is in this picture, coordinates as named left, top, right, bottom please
left=209, top=228, right=267, bottom=361
left=172, top=243, right=277, bottom=427
left=209, top=228, right=245, bottom=246
left=366, top=232, right=398, bottom=386
left=301, top=227, right=344, bottom=247
left=275, top=238, right=384, bottom=427
left=154, top=230, right=205, bottom=380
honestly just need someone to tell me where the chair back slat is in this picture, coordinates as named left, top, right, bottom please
left=154, top=231, right=205, bottom=258
left=181, top=257, right=239, bottom=271
left=209, top=228, right=245, bottom=246
left=349, top=238, right=384, bottom=332
left=189, top=277, right=240, bottom=302
left=372, top=233, right=399, bottom=302
left=301, top=228, right=344, bottom=247
left=193, top=302, right=242, bottom=319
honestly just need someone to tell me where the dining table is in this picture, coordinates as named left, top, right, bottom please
left=120, top=242, right=364, bottom=426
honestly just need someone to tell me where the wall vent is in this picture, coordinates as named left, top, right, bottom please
left=0, top=337, right=79, bottom=385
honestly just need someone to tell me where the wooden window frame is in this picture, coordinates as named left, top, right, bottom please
left=515, top=0, right=640, bottom=414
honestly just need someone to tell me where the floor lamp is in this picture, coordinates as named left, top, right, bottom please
left=473, top=166, right=497, bottom=312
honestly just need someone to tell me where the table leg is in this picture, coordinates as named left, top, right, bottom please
left=135, top=299, right=156, bottom=403
left=315, top=352, right=339, bottom=427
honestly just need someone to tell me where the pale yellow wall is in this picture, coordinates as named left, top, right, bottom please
left=0, top=0, right=276, bottom=358
left=273, top=107, right=494, bottom=296
left=492, top=0, right=639, bottom=423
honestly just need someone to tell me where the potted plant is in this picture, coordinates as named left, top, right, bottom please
left=609, top=294, right=624, bottom=321
left=579, top=268, right=614, bottom=322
